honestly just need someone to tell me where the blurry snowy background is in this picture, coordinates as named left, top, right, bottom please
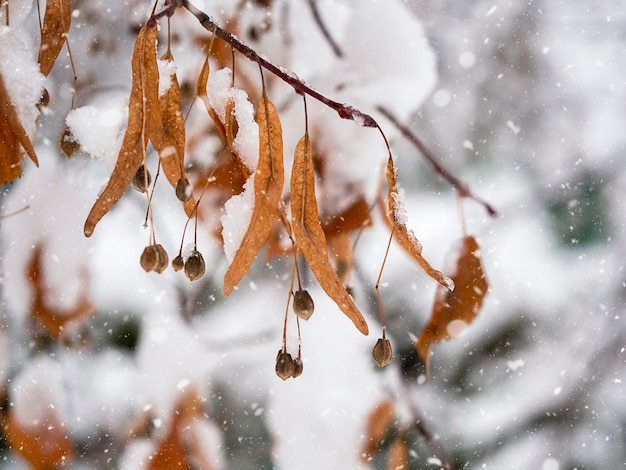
left=0, top=0, right=625, bottom=469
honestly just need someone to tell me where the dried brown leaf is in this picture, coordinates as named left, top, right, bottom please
left=147, top=390, right=214, bottom=470
left=0, top=108, right=22, bottom=185
left=416, top=235, right=488, bottom=377
left=322, top=197, right=372, bottom=237
left=361, top=399, right=395, bottom=462
left=0, top=71, right=38, bottom=181
left=155, top=50, right=197, bottom=218
left=84, top=21, right=162, bottom=237
left=387, top=438, right=409, bottom=470
left=27, top=244, right=94, bottom=340
left=222, top=94, right=284, bottom=295
left=291, top=135, right=368, bottom=335
left=386, top=157, right=453, bottom=290
left=5, top=397, right=75, bottom=469
left=38, top=0, right=72, bottom=76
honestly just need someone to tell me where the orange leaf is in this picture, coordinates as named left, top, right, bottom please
left=38, top=0, right=72, bottom=76
left=416, top=235, right=488, bottom=377
left=0, top=107, right=22, bottom=185
left=27, top=244, right=94, bottom=339
left=322, top=197, right=372, bottom=238
left=0, top=71, right=38, bottom=179
left=222, top=94, right=284, bottom=295
left=291, top=135, right=368, bottom=335
left=155, top=50, right=197, bottom=218
left=84, top=21, right=162, bottom=237
left=361, top=399, right=395, bottom=461
left=5, top=406, right=75, bottom=469
left=148, top=390, right=216, bottom=470
left=387, top=438, right=409, bottom=470
left=386, top=157, right=452, bottom=290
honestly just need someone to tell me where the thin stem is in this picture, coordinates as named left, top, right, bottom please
left=376, top=105, right=497, bottom=217
left=179, top=0, right=378, bottom=128
left=375, top=230, right=394, bottom=339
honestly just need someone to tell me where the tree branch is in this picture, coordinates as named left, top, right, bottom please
left=178, top=0, right=378, bottom=128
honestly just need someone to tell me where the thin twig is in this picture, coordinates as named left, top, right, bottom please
left=306, top=0, right=343, bottom=58
left=377, top=105, right=497, bottom=217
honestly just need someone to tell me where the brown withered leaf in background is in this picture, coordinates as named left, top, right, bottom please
left=387, top=438, right=409, bottom=470
left=155, top=50, right=197, bottom=218
left=27, top=244, right=94, bottom=339
left=38, top=0, right=72, bottom=76
left=361, top=399, right=395, bottom=462
left=415, top=235, right=488, bottom=378
left=322, top=197, right=372, bottom=237
left=147, top=390, right=215, bottom=470
left=323, top=197, right=372, bottom=283
left=196, top=56, right=227, bottom=143
left=0, top=71, right=39, bottom=185
left=84, top=21, right=162, bottom=237
left=386, top=157, right=453, bottom=291
left=5, top=396, right=75, bottom=469
left=222, top=94, right=284, bottom=295
left=291, top=135, right=368, bottom=335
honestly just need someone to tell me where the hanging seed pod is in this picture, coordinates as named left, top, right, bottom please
left=140, top=245, right=159, bottom=272
left=275, top=350, right=295, bottom=380
left=184, top=249, right=206, bottom=281
left=37, top=88, right=50, bottom=109
left=59, top=126, right=80, bottom=158
left=172, top=254, right=184, bottom=272
left=372, top=338, right=393, bottom=367
left=131, top=165, right=151, bottom=193
left=175, top=177, right=192, bottom=202
left=291, top=357, right=304, bottom=378
left=153, top=244, right=169, bottom=274
left=293, top=289, right=314, bottom=320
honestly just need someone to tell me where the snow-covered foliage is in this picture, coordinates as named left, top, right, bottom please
left=0, top=0, right=624, bottom=469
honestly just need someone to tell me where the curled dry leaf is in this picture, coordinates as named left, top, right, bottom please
left=290, top=135, right=368, bottom=335
left=27, top=244, right=94, bottom=340
left=38, top=0, right=72, bottom=76
left=222, top=94, right=284, bottom=295
left=415, top=235, right=489, bottom=378
left=386, top=157, right=453, bottom=291
left=361, top=399, right=395, bottom=462
left=155, top=50, right=197, bottom=217
left=0, top=71, right=38, bottom=186
left=84, top=21, right=162, bottom=237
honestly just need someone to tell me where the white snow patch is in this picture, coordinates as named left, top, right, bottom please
left=66, top=99, right=126, bottom=169
left=157, top=58, right=177, bottom=96
left=221, top=177, right=255, bottom=264
left=0, top=26, right=44, bottom=140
